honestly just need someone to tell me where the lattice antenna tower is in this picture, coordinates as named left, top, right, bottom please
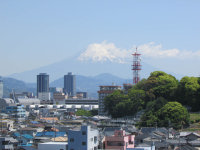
left=132, top=47, right=142, bottom=85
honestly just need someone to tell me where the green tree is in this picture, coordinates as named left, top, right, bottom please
left=128, top=89, right=146, bottom=114
left=104, top=89, right=146, bottom=118
left=112, top=99, right=133, bottom=118
left=90, top=109, right=98, bottom=116
left=104, top=90, right=128, bottom=116
left=157, top=102, right=190, bottom=129
left=75, top=109, right=92, bottom=117
left=140, top=97, right=167, bottom=127
left=177, top=76, right=200, bottom=111
left=146, top=71, right=179, bottom=100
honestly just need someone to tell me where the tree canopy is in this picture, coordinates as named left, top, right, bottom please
left=103, top=71, right=199, bottom=129
left=177, top=76, right=200, bottom=111
left=104, top=89, right=145, bottom=118
left=140, top=101, right=189, bottom=129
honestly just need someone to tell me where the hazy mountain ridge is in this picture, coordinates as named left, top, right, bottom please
left=2, top=77, right=36, bottom=97
left=50, top=73, right=132, bottom=98
left=9, top=55, right=158, bottom=83
left=3, top=73, right=132, bottom=98
left=4, top=69, right=185, bottom=98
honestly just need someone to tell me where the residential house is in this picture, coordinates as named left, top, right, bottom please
left=13, top=133, right=34, bottom=147
left=68, top=125, right=99, bottom=150
left=104, top=129, right=135, bottom=150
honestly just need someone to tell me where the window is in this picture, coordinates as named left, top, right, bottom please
left=70, top=138, right=74, bottom=142
left=82, top=131, right=86, bottom=135
left=2, top=141, right=9, bottom=145
left=94, top=136, right=97, bottom=143
left=60, top=149, right=64, bottom=150
left=82, top=142, right=86, bottom=145
left=107, top=141, right=124, bottom=146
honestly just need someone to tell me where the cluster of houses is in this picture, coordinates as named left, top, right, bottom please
left=0, top=97, right=199, bottom=150
left=0, top=104, right=199, bottom=150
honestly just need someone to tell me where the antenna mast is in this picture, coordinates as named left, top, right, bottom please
left=132, top=47, right=142, bottom=85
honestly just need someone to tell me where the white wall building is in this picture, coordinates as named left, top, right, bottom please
left=38, top=92, right=51, bottom=101
left=38, top=142, right=68, bottom=150
left=68, top=126, right=99, bottom=150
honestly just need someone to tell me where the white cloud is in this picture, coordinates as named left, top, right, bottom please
left=138, top=42, right=180, bottom=58
left=78, top=41, right=132, bottom=63
left=138, top=42, right=200, bottom=58
left=78, top=41, right=200, bottom=63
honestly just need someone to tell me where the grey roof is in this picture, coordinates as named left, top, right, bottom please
left=188, top=140, right=200, bottom=146
left=136, top=143, right=151, bottom=147
left=18, top=98, right=40, bottom=105
left=180, top=132, right=200, bottom=137
left=103, top=127, right=131, bottom=136
left=177, top=145, right=198, bottom=150
left=166, top=139, right=187, bottom=145
left=1, top=98, right=15, bottom=104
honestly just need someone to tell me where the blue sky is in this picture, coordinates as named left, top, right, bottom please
left=0, top=0, right=200, bottom=77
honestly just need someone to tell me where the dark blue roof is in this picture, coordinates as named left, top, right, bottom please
left=13, top=132, right=20, bottom=137
left=30, top=121, right=39, bottom=124
left=22, top=134, right=33, bottom=139
left=13, top=133, right=33, bottom=139
left=36, top=132, right=66, bottom=137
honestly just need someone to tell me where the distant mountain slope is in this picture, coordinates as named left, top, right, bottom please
left=2, top=77, right=36, bottom=97
left=4, top=70, right=183, bottom=98
left=9, top=55, right=158, bottom=83
left=3, top=73, right=132, bottom=98
left=50, top=73, right=132, bottom=98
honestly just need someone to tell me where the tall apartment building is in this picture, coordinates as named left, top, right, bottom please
left=64, top=72, right=76, bottom=97
left=68, top=126, right=99, bottom=150
left=98, top=85, right=121, bottom=116
left=0, top=77, right=3, bottom=98
left=37, top=73, right=50, bottom=100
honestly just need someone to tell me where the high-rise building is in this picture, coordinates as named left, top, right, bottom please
left=37, top=73, right=50, bottom=100
left=0, top=77, right=3, bottom=98
left=98, top=85, right=121, bottom=116
left=64, top=72, right=76, bottom=97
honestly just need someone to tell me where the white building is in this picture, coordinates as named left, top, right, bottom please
left=68, top=126, right=99, bottom=150
left=38, top=142, right=68, bottom=150
left=38, top=92, right=51, bottom=101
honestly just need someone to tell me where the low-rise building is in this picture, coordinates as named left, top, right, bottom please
left=38, top=142, right=68, bottom=150
left=104, top=129, right=135, bottom=150
left=53, top=92, right=68, bottom=104
left=38, top=92, right=51, bottom=101
left=0, top=119, right=14, bottom=131
left=68, top=126, right=99, bottom=150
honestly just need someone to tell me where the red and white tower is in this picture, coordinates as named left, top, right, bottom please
left=132, top=48, right=142, bottom=85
